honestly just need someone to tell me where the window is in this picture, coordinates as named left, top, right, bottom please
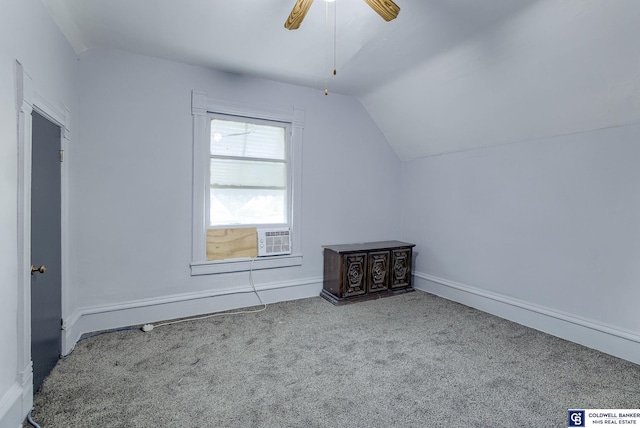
left=209, top=115, right=290, bottom=228
left=190, top=91, right=303, bottom=275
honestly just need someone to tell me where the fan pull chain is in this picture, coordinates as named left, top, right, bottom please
left=324, top=0, right=337, bottom=96
left=324, top=1, right=329, bottom=95
left=333, top=0, right=337, bottom=77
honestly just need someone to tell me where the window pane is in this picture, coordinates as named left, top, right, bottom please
left=210, top=159, right=286, bottom=189
left=210, top=188, right=287, bottom=226
left=211, top=119, right=285, bottom=160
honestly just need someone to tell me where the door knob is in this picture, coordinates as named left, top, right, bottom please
left=31, top=265, right=46, bottom=275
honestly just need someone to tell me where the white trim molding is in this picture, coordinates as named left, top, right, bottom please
left=413, top=271, right=640, bottom=365
left=62, top=276, right=323, bottom=355
left=190, top=254, right=303, bottom=275
left=15, top=60, right=72, bottom=424
left=190, top=90, right=304, bottom=275
left=0, top=383, right=23, bottom=428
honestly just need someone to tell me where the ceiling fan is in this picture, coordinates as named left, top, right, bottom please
left=284, top=0, right=400, bottom=30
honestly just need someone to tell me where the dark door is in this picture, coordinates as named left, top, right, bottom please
left=30, top=110, right=62, bottom=392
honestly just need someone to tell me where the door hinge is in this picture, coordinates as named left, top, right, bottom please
left=59, top=150, right=64, bottom=162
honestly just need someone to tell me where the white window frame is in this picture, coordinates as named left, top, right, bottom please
left=207, top=113, right=291, bottom=229
left=190, top=90, right=303, bottom=275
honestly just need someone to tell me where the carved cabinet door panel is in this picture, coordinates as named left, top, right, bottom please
left=343, top=253, right=367, bottom=297
left=367, top=251, right=390, bottom=293
left=391, top=249, right=412, bottom=288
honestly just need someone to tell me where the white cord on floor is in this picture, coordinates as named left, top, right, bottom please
left=27, top=409, right=41, bottom=428
left=146, top=257, right=266, bottom=331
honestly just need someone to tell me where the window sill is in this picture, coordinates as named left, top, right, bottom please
left=190, top=253, right=303, bottom=276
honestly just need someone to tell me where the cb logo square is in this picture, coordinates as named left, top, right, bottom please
left=568, top=410, right=586, bottom=427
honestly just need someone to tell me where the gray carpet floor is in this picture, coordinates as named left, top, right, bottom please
left=30, top=291, right=640, bottom=427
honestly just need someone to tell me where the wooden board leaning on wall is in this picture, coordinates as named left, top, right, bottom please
left=207, top=228, right=258, bottom=261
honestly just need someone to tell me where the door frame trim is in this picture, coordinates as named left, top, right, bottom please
left=15, top=60, right=71, bottom=417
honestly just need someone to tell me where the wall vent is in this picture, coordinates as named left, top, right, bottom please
left=257, top=228, right=291, bottom=257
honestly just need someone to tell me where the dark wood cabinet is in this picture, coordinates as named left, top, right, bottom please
left=321, top=241, right=415, bottom=305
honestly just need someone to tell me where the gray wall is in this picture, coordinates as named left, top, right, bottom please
left=389, top=0, right=640, bottom=362
left=402, top=123, right=640, bottom=354
left=69, top=48, right=402, bottom=312
left=0, top=0, right=78, bottom=425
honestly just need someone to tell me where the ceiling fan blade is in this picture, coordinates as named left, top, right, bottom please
left=362, top=0, right=400, bottom=22
left=284, top=0, right=315, bottom=30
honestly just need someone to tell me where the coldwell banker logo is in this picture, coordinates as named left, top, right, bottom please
left=568, top=410, right=586, bottom=427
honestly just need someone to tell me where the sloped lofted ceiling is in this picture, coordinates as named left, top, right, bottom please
left=41, top=0, right=640, bottom=160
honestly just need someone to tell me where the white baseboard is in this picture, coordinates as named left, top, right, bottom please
left=0, top=383, right=23, bottom=428
left=19, top=364, right=33, bottom=427
left=0, top=364, right=33, bottom=428
left=413, top=272, right=640, bottom=365
left=63, top=277, right=323, bottom=355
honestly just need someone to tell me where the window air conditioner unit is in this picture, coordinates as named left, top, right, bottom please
left=257, top=228, right=291, bottom=257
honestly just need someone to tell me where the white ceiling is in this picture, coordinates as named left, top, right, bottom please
left=41, top=0, right=640, bottom=160
left=41, top=0, right=532, bottom=95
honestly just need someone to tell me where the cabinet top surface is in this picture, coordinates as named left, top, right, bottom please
left=322, top=240, right=415, bottom=253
